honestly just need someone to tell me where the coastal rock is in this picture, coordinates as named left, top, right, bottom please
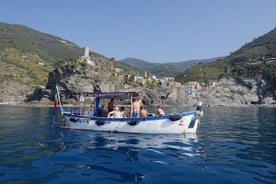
left=196, top=77, right=275, bottom=106
left=22, top=61, right=275, bottom=107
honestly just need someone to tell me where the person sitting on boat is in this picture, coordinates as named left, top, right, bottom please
left=132, top=98, right=140, bottom=117
left=107, top=98, right=115, bottom=112
left=90, top=104, right=94, bottom=112
left=98, top=105, right=108, bottom=117
left=156, top=106, right=165, bottom=116
left=120, top=106, right=126, bottom=118
left=108, top=106, right=123, bottom=118
left=139, top=106, right=149, bottom=117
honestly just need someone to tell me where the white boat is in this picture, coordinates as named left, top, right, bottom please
left=57, top=89, right=203, bottom=134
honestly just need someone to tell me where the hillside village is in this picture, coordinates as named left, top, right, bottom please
left=0, top=44, right=275, bottom=107
left=81, top=47, right=205, bottom=98
left=49, top=47, right=275, bottom=107
left=0, top=23, right=275, bottom=107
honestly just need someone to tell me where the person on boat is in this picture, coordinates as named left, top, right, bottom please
left=98, top=105, right=108, bottom=117
left=139, top=106, right=149, bottom=117
left=132, top=98, right=140, bottom=117
left=108, top=106, right=123, bottom=118
left=107, top=98, right=115, bottom=112
left=120, top=106, right=126, bottom=118
left=90, top=104, right=95, bottom=112
left=157, top=106, right=165, bottom=116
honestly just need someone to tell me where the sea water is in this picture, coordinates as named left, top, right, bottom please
left=0, top=106, right=275, bottom=184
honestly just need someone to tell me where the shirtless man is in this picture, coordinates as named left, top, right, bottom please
left=157, top=106, right=165, bottom=116
left=132, top=98, right=140, bottom=117
left=139, top=106, right=149, bottom=117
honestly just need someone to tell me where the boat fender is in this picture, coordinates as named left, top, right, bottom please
left=95, top=120, right=106, bottom=126
left=61, top=113, right=65, bottom=124
left=127, top=121, right=140, bottom=126
left=169, top=114, right=182, bottom=121
left=69, top=117, right=79, bottom=122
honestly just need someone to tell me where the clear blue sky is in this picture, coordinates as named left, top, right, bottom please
left=1, top=0, right=276, bottom=62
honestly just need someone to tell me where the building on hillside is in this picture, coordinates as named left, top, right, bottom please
left=84, top=47, right=89, bottom=57
left=183, top=81, right=200, bottom=96
left=152, top=75, right=158, bottom=81
left=166, top=81, right=181, bottom=88
left=134, top=76, right=145, bottom=85
left=164, top=77, right=174, bottom=82
left=80, top=47, right=95, bottom=65
left=158, top=77, right=175, bottom=87
left=114, top=67, right=123, bottom=73
left=111, top=68, right=124, bottom=84
left=208, top=80, right=218, bottom=88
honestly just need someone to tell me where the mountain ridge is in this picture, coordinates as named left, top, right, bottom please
left=119, top=57, right=222, bottom=77
left=0, top=22, right=85, bottom=64
left=174, top=27, right=276, bottom=98
left=0, top=22, right=275, bottom=106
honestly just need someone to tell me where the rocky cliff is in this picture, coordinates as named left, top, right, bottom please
left=23, top=58, right=276, bottom=107
left=1, top=23, right=275, bottom=107
left=198, top=78, right=275, bottom=107
left=143, top=77, right=275, bottom=107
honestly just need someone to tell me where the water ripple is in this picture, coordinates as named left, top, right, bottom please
left=0, top=106, right=275, bottom=183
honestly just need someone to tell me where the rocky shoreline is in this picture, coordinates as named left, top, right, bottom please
left=1, top=77, right=275, bottom=108
left=1, top=60, right=275, bottom=108
left=1, top=102, right=275, bottom=108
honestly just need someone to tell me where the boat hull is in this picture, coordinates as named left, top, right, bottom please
left=61, top=111, right=200, bottom=134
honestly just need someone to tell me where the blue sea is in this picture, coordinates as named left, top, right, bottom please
left=0, top=106, right=275, bottom=184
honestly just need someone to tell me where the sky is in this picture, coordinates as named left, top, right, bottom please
left=1, top=0, right=276, bottom=63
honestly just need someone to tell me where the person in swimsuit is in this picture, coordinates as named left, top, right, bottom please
left=132, top=98, right=140, bottom=117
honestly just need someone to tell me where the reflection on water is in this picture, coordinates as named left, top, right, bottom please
left=197, top=107, right=276, bottom=184
left=48, top=131, right=201, bottom=183
left=0, top=106, right=275, bottom=183
left=0, top=106, right=202, bottom=183
left=0, top=107, right=59, bottom=167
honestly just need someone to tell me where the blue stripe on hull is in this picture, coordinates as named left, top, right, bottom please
left=63, top=111, right=196, bottom=123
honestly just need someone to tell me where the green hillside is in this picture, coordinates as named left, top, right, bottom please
left=0, top=48, right=50, bottom=86
left=0, top=22, right=86, bottom=64
left=0, top=23, right=137, bottom=96
left=228, top=27, right=276, bottom=64
left=176, top=28, right=276, bottom=83
left=0, top=23, right=109, bottom=102
left=175, top=27, right=276, bottom=96
left=1, top=22, right=275, bottom=102
left=175, top=61, right=226, bottom=83
left=169, top=57, right=224, bottom=71
left=0, top=23, right=86, bottom=92
left=119, top=58, right=183, bottom=77
left=119, top=57, right=222, bottom=78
